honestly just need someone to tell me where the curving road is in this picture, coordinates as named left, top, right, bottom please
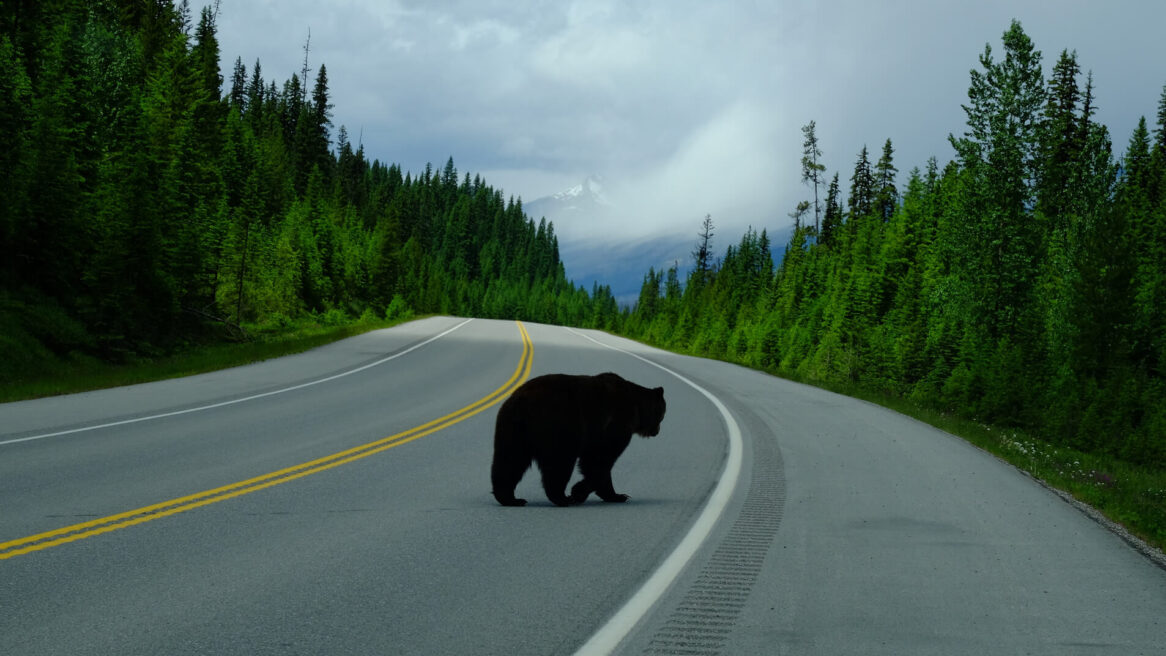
left=1, top=317, right=1163, bottom=655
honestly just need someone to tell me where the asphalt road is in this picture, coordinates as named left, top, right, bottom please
left=2, top=317, right=1164, bottom=655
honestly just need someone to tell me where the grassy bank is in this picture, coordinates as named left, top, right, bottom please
left=0, top=313, right=419, bottom=404
left=829, top=379, right=1166, bottom=554
left=655, top=343, right=1166, bottom=556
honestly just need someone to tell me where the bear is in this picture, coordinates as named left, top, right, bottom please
left=491, top=372, right=666, bottom=507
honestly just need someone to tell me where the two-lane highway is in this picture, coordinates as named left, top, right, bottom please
left=3, top=317, right=1164, bottom=655
left=2, top=318, right=724, bottom=655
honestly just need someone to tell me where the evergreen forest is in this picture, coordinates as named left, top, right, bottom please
left=1, top=5, right=1164, bottom=474
left=0, top=0, right=617, bottom=384
left=625, top=22, right=1166, bottom=468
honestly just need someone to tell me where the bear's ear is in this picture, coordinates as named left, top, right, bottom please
left=653, top=387, right=664, bottom=397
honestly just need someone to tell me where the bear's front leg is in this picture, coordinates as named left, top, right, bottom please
left=539, top=457, right=575, bottom=507
left=495, top=495, right=528, bottom=506
left=576, top=454, right=628, bottom=503
left=568, top=479, right=593, bottom=504
left=592, top=471, right=629, bottom=503
left=597, top=490, right=630, bottom=503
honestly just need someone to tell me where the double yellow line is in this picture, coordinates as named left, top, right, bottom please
left=1, top=321, right=532, bottom=560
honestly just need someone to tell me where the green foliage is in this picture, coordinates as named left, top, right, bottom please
left=620, top=21, right=1166, bottom=472
left=1, top=3, right=612, bottom=388
left=384, top=295, right=413, bottom=321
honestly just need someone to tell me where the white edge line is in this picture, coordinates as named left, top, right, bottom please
left=566, top=327, right=744, bottom=656
left=0, top=318, right=475, bottom=447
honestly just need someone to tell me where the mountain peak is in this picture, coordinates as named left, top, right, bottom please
left=550, top=175, right=609, bottom=205
left=526, top=175, right=613, bottom=225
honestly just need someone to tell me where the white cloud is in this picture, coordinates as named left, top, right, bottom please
left=451, top=18, right=520, bottom=51
left=551, top=100, right=786, bottom=243
left=216, top=0, right=1166, bottom=244
left=532, top=21, right=650, bottom=92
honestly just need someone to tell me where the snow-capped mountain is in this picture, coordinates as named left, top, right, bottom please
left=524, top=175, right=611, bottom=221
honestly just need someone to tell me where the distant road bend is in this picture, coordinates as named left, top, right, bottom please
left=2, top=317, right=1163, bottom=655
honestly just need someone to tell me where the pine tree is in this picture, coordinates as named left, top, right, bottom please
left=292, top=64, right=333, bottom=192
left=820, top=173, right=842, bottom=247
left=948, top=19, right=1047, bottom=340
left=801, top=120, right=826, bottom=232
left=25, top=24, right=85, bottom=302
left=789, top=200, right=811, bottom=231
left=281, top=73, right=303, bottom=141
left=311, top=62, right=332, bottom=147
left=874, top=138, right=898, bottom=221
left=1149, top=83, right=1166, bottom=205
left=1122, top=117, right=1165, bottom=378
left=848, top=145, right=874, bottom=220
left=691, top=214, right=715, bottom=289
left=1070, top=121, right=1137, bottom=381
left=0, top=35, right=33, bottom=288
left=1037, top=49, right=1082, bottom=225
left=229, top=55, right=246, bottom=110
left=634, top=267, right=662, bottom=324
left=245, top=58, right=264, bottom=128
left=190, top=6, right=222, bottom=104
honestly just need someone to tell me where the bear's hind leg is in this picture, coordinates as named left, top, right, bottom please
left=491, top=444, right=531, bottom=507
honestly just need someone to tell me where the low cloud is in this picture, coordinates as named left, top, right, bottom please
left=552, top=101, right=787, bottom=244
left=217, top=0, right=1166, bottom=249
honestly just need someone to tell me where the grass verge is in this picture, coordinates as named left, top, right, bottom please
left=631, top=337, right=1166, bottom=557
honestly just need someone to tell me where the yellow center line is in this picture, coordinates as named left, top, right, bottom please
left=1, top=321, right=533, bottom=560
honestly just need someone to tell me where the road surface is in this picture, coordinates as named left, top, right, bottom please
left=2, top=317, right=1163, bottom=654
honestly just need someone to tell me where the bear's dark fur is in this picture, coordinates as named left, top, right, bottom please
left=491, top=372, right=666, bottom=507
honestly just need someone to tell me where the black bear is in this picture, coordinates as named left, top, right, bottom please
left=491, top=372, right=666, bottom=507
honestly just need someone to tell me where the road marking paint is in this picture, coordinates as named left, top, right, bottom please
left=565, top=328, right=743, bottom=656
left=0, top=321, right=533, bottom=560
left=0, top=318, right=476, bottom=447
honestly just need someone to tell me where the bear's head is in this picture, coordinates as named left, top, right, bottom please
left=636, top=386, right=666, bottom=437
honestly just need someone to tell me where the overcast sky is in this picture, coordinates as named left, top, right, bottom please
left=216, top=0, right=1166, bottom=243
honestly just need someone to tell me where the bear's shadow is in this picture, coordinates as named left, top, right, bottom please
left=480, top=493, right=675, bottom=508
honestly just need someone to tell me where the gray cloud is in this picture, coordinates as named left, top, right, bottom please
left=217, top=0, right=1166, bottom=243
